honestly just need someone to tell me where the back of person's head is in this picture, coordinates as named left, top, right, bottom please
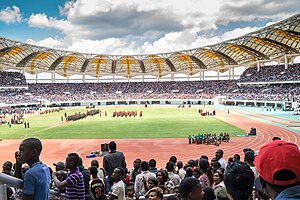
left=199, top=159, right=209, bottom=173
left=68, top=153, right=80, bottom=167
left=200, top=155, right=209, bottom=160
left=202, top=186, right=216, bottom=200
left=224, top=162, right=254, bottom=200
left=185, top=167, right=193, bottom=177
left=244, top=151, right=255, bottom=163
left=22, top=138, right=42, bottom=156
left=78, top=157, right=83, bottom=166
left=109, top=141, right=117, bottom=151
left=169, top=156, right=177, bottom=164
left=91, top=159, right=99, bottom=168
left=177, top=161, right=183, bottom=169
left=187, top=159, right=196, bottom=168
left=166, top=161, right=175, bottom=172
left=255, top=140, right=300, bottom=197
left=272, top=136, right=281, bottom=141
left=149, top=159, right=156, bottom=168
left=140, top=161, right=149, bottom=171
left=89, top=166, right=98, bottom=176
left=166, top=195, right=179, bottom=200
left=179, top=177, right=202, bottom=200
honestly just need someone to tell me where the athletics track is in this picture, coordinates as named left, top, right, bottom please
left=0, top=106, right=299, bottom=169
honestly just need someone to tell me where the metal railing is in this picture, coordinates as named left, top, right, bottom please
left=0, top=173, right=59, bottom=200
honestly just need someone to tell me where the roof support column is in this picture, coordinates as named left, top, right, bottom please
left=113, top=75, right=115, bottom=83
left=257, top=61, right=260, bottom=72
left=35, top=73, right=38, bottom=83
left=51, top=71, right=55, bottom=83
left=171, top=72, right=174, bottom=81
left=187, top=74, right=190, bottom=81
left=232, top=67, right=235, bottom=80
left=82, top=74, right=85, bottom=83
left=284, top=54, right=288, bottom=69
left=217, top=70, right=220, bottom=80
left=67, top=75, right=69, bottom=83
left=228, top=67, right=231, bottom=80
left=142, top=74, right=145, bottom=82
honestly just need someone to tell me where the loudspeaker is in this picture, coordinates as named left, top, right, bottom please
left=249, top=127, right=256, bottom=136
left=101, top=143, right=109, bottom=152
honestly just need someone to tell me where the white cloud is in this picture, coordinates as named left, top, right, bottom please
left=0, top=6, right=22, bottom=24
left=26, top=37, right=64, bottom=49
left=24, top=0, right=299, bottom=54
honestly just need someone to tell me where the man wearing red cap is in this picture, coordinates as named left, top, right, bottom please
left=255, top=140, right=300, bottom=200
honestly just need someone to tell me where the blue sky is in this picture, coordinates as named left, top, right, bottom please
left=0, top=0, right=299, bottom=55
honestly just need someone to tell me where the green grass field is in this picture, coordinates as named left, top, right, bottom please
left=0, top=107, right=246, bottom=139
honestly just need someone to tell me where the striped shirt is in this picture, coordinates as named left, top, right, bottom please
left=66, top=167, right=85, bottom=200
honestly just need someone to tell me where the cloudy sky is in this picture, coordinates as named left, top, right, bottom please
left=0, top=0, right=299, bottom=55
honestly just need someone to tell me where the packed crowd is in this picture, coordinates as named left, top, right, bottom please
left=0, top=71, right=27, bottom=86
left=1, top=63, right=300, bottom=104
left=0, top=81, right=300, bottom=104
left=239, top=63, right=300, bottom=83
left=2, top=138, right=299, bottom=200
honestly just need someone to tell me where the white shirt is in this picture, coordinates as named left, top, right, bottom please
left=168, top=171, right=181, bottom=186
left=218, top=157, right=227, bottom=169
left=178, top=168, right=186, bottom=180
left=134, top=171, right=156, bottom=196
left=111, top=180, right=126, bottom=200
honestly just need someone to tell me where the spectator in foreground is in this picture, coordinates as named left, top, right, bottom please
left=103, top=141, right=126, bottom=186
left=255, top=140, right=300, bottom=200
left=14, top=138, right=50, bottom=200
left=52, top=153, right=85, bottom=200
left=179, top=177, right=203, bottom=200
left=90, top=166, right=106, bottom=200
left=110, top=167, right=126, bottom=200
left=224, top=162, right=254, bottom=200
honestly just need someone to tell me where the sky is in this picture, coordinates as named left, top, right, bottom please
left=0, top=0, right=299, bottom=56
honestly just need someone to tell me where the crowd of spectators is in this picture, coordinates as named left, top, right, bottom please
left=2, top=138, right=299, bottom=200
left=0, top=71, right=27, bottom=86
left=239, top=63, right=300, bottom=83
left=0, top=80, right=299, bottom=104
left=1, top=63, right=300, bottom=104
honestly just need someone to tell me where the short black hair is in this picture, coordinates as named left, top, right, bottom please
left=179, top=177, right=200, bottom=199
left=169, top=156, right=177, bottom=164
left=149, top=159, right=156, bottom=168
left=244, top=151, right=255, bottom=163
left=109, top=141, right=117, bottom=151
left=22, top=138, right=42, bottom=156
left=68, top=153, right=80, bottom=167
left=140, top=161, right=149, bottom=171
left=202, top=186, right=216, bottom=200
left=224, top=162, right=254, bottom=200
left=91, top=159, right=99, bottom=167
left=90, top=166, right=98, bottom=175
left=166, top=161, right=174, bottom=172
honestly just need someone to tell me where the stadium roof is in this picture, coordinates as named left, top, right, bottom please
left=0, top=13, right=300, bottom=78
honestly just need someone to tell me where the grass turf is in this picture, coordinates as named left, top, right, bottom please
left=0, top=107, right=246, bottom=139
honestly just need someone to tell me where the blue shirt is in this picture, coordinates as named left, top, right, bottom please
left=275, top=185, right=300, bottom=200
left=22, top=162, right=50, bottom=200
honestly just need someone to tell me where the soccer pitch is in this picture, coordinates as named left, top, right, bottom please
left=0, top=106, right=245, bottom=139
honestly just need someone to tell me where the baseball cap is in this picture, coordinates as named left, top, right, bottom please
left=255, top=140, right=300, bottom=185
left=53, top=161, right=65, bottom=168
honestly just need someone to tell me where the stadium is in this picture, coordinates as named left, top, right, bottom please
left=0, top=2, right=300, bottom=199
